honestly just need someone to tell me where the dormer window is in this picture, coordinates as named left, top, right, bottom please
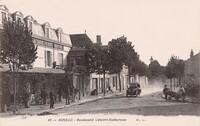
left=43, top=22, right=50, bottom=39
left=56, top=28, right=62, bottom=42
left=45, top=27, right=49, bottom=38
left=17, top=17, right=22, bottom=23
left=28, top=21, right=32, bottom=31
left=1, top=12, right=7, bottom=23
left=58, top=32, right=61, bottom=42
left=25, top=16, right=34, bottom=31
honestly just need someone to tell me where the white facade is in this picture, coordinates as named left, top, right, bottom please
left=0, top=5, right=72, bottom=68
left=90, top=65, right=148, bottom=93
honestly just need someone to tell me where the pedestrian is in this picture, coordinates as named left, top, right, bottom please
left=49, top=90, right=54, bottom=109
left=177, top=85, right=186, bottom=98
left=107, top=85, right=113, bottom=93
left=163, top=85, right=170, bottom=101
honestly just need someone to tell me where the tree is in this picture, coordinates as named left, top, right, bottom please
left=137, top=61, right=148, bottom=77
left=148, top=59, right=162, bottom=79
left=123, top=41, right=139, bottom=82
left=88, top=44, right=110, bottom=96
left=107, top=36, right=139, bottom=91
left=165, top=55, right=185, bottom=90
left=108, top=36, right=128, bottom=92
left=0, top=20, right=37, bottom=114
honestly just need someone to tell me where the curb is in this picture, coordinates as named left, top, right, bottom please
left=0, top=92, right=124, bottom=117
left=37, top=93, right=123, bottom=115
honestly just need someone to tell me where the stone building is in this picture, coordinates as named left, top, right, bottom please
left=0, top=5, right=72, bottom=112
left=184, top=50, right=200, bottom=87
left=0, top=5, right=72, bottom=69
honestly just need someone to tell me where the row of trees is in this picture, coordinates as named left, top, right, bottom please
left=88, top=36, right=148, bottom=95
left=147, top=56, right=185, bottom=90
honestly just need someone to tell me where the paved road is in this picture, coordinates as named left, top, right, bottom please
left=52, top=92, right=200, bottom=116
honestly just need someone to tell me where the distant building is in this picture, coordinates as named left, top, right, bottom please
left=184, top=50, right=200, bottom=87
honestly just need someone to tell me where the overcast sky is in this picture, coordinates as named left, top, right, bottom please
left=1, top=0, right=200, bottom=66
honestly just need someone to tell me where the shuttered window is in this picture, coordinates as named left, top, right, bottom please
left=46, top=51, right=52, bottom=67
left=2, top=12, right=6, bottom=23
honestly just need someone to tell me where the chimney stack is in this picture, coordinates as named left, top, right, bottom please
left=190, top=49, right=194, bottom=58
left=96, top=35, right=102, bottom=45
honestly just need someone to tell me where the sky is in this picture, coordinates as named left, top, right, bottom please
left=1, top=0, right=200, bottom=66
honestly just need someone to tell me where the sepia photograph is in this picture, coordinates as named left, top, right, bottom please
left=0, top=0, right=200, bottom=126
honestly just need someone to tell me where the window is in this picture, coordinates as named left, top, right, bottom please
left=45, top=27, right=49, bottom=38
left=46, top=51, right=52, bottom=67
left=17, top=17, right=22, bottom=23
left=2, top=12, right=6, bottom=23
left=29, top=21, right=32, bottom=31
left=58, top=53, right=63, bottom=65
left=58, top=32, right=61, bottom=42
left=113, top=77, right=115, bottom=87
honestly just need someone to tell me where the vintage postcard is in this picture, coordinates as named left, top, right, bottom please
left=0, top=0, right=199, bottom=126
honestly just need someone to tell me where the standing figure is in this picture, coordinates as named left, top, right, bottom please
left=163, top=85, right=170, bottom=101
left=177, top=85, right=186, bottom=102
left=107, top=85, right=113, bottom=93
left=49, top=90, right=54, bottom=109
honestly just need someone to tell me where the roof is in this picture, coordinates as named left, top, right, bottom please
left=185, top=52, right=200, bottom=62
left=0, top=5, right=9, bottom=12
left=68, top=47, right=87, bottom=57
left=20, top=67, right=65, bottom=74
left=0, top=5, right=71, bottom=46
left=70, top=34, right=93, bottom=50
left=0, top=65, right=65, bottom=74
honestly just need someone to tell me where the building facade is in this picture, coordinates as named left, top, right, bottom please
left=185, top=50, right=200, bottom=87
left=0, top=5, right=72, bottom=69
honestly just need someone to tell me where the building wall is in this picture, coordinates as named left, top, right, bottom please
left=0, top=5, right=72, bottom=69
left=185, top=53, right=200, bottom=86
left=89, top=65, right=148, bottom=94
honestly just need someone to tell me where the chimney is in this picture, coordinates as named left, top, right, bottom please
left=190, top=49, right=194, bottom=58
left=96, top=35, right=102, bottom=45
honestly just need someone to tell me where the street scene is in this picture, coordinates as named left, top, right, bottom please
left=0, top=0, right=200, bottom=126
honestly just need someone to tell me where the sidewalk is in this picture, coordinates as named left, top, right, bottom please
left=0, top=91, right=124, bottom=117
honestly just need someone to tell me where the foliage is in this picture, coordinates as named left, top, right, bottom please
left=165, top=55, right=185, bottom=79
left=136, top=61, right=148, bottom=76
left=0, top=20, right=37, bottom=71
left=148, top=59, right=163, bottom=78
left=88, top=44, right=110, bottom=74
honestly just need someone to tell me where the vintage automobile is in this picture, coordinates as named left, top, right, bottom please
left=126, top=82, right=141, bottom=97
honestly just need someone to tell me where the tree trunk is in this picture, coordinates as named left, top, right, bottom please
left=170, top=79, right=172, bottom=91
left=82, top=75, right=84, bottom=97
left=174, top=78, right=176, bottom=90
left=115, top=76, right=118, bottom=91
left=128, top=66, right=131, bottom=83
left=103, top=72, right=106, bottom=96
left=179, top=77, right=181, bottom=86
left=118, top=72, right=121, bottom=92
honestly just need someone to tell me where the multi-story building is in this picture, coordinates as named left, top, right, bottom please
left=0, top=5, right=72, bottom=69
left=0, top=5, right=73, bottom=112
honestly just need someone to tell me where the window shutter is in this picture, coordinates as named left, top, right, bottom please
left=44, top=50, right=46, bottom=67
left=50, top=51, right=52, bottom=67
